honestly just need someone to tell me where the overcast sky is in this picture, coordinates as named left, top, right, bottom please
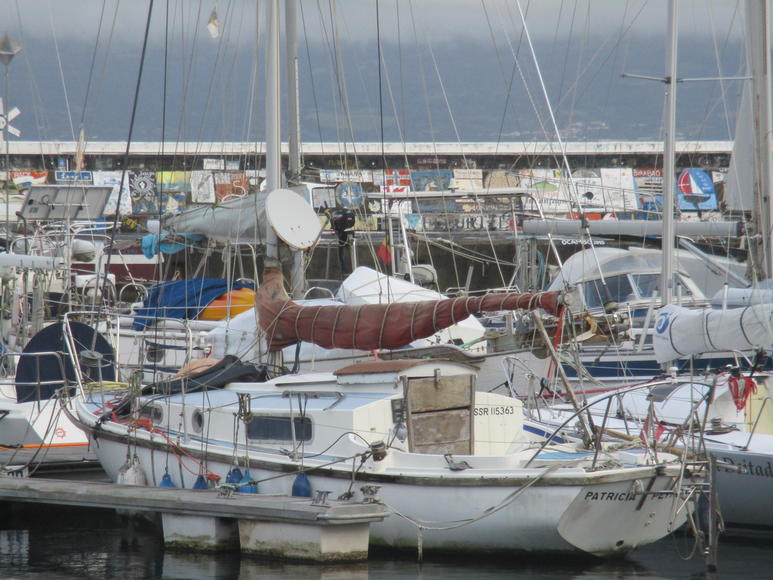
left=3, top=0, right=746, bottom=43
left=0, top=1, right=750, bottom=143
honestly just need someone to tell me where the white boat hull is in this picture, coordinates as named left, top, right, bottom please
left=75, top=404, right=687, bottom=555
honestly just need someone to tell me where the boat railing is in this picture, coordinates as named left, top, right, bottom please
left=523, top=380, right=707, bottom=469
left=370, top=187, right=663, bottom=234
left=0, top=350, right=70, bottom=412
left=117, top=282, right=149, bottom=307
left=741, top=395, right=773, bottom=451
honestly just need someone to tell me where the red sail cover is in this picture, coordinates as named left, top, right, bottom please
left=257, top=266, right=561, bottom=352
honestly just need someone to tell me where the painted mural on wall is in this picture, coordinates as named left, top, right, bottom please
left=677, top=169, right=718, bottom=211
left=129, top=171, right=159, bottom=214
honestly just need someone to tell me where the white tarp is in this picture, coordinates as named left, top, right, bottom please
left=653, top=303, right=773, bottom=363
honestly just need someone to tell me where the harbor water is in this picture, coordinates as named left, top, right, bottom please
left=0, top=503, right=769, bottom=579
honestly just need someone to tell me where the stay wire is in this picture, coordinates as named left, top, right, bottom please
left=97, top=0, right=156, bottom=335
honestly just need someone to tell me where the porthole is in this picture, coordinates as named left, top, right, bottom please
left=139, top=405, right=164, bottom=424
left=192, top=409, right=205, bottom=433
left=146, top=346, right=164, bottom=363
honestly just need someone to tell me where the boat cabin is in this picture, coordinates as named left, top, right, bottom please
left=138, top=359, right=524, bottom=459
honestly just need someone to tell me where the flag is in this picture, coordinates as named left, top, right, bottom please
left=376, top=238, right=392, bottom=265
left=639, top=416, right=666, bottom=443
left=207, top=9, right=220, bottom=39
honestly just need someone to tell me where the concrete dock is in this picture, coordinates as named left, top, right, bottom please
left=0, top=476, right=389, bottom=561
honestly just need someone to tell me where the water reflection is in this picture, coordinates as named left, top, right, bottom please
left=0, top=503, right=768, bottom=579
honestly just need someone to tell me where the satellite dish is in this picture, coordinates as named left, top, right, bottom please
left=265, top=188, right=323, bottom=250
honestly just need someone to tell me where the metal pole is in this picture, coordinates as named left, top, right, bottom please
left=264, top=0, right=281, bottom=260
left=285, top=0, right=301, bottom=182
left=0, top=35, right=21, bottom=254
left=285, top=0, right=304, bottom=299
left=746, top=0, right=773, bottom=280
left=660, top=0, right=678, bottom=306
left=4, top=66, right=9, bottom=252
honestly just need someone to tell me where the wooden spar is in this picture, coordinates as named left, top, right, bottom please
left=533, top=314, right=593, bottom=444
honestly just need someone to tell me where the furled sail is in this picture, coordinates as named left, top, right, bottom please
left=653, top=303, right=773, bottom=364
left=257, top=266, right=561, bottom=352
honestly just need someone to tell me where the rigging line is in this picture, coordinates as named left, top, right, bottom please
left=160, top=0, right=170, bottom=193
left=424, top=34, right=467, bottom=168
left=12, top=0, right=47, bottom=162
left=706, top=1, right=750, bottom=277
left=406, top=0, right=462, bottom=292
left=219, top=1, right=245, bottom=148
left=499, top=4, right=564, bottom=169
left=550, top=0, right=566, bottom=63
left=376, top=0, right=386, bottom=169
left=98, top=0, right=156, bottom=329
left=76, top=0, right=109, bottom=132
left=479, top=4, right=565, bottom=278
left=396, top=0, right=407, bottom=157
left=555, top=0, right=578, bottom=112
left=315, top=0, right=345, bottom=168
left=246, top=0, right=264, bottom=203
left=565, top=1, right=592, bottom=129
left=516, top=1, right=612, bottom=281
left=409, top=233, right=517, bottom=267
left=190, top=0, right=233, bottom=157
left=323, top=0, right=355, bottom=169
left=480, top=0, right=508, bottom=88
left=87, top=0, right=121, bottom=150
left=475, top=3, right=533, bottom=288
left=370, top=0, right=434, bottom=280
left=602, top=0, right=632, bottom=113
left=332, top=1, right=362, bottom=170
left=300, top=2, right=326, bottom=155
left=551, top=2, right=649, bottom=115
left=374, top=33, right=438, bottom=281
left=171, top=0, right=205, bottom=159
left=47, top=0, right=77, bottom=141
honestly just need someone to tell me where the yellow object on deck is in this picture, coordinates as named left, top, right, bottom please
left=198, top=288, right=256, bottom=321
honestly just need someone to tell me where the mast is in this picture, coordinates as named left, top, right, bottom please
left=285, top=0, right=301, bottom=182
left=747, top=0, right=773, bottom=280
left=264, top=0, right=281, bottom=261
left=285, top=0, right=304, bottom=299
left=660, top=0, right=678, bottom=305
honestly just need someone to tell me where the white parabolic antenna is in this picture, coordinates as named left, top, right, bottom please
left=265, top=188, right=323, bottom=250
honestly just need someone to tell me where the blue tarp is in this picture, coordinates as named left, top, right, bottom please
left=132, top=278, right=254, bottom=330
left=141, top=233, right=204, bottom=259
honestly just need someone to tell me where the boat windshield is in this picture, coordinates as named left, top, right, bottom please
left=581, top=275, right=634, bottom=308
left=581, top=272, right=693, bottom=308
left=630, top=273, right=659, bottom=298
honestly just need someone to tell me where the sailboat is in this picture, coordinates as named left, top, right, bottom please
left=528, top=0, right=773, bottom=535
left=63, top=0, right=709, bottom=558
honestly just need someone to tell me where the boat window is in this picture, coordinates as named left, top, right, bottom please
left=582, top=275, right=634, bottom=308
left=146, top=346, right=164, bottom=363
left=630, top=273, right=659, bottom=298
left=648, top=383, right=682, bottom=402
left=192, top=409, right=205, bottom=433
left=649, top=382, right=709, bottom=402
left=139, top=405, right=163, bottom=424
left=247, top=415, right=312, bottom=442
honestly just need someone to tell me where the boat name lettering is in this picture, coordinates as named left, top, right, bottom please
left=473, top=406, right=515, bottom=416
left=560, top=239, right=607, bottom=246
left=583, top=491, right=671, bottom=502
left=716, top=456, right=773, bottom=478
